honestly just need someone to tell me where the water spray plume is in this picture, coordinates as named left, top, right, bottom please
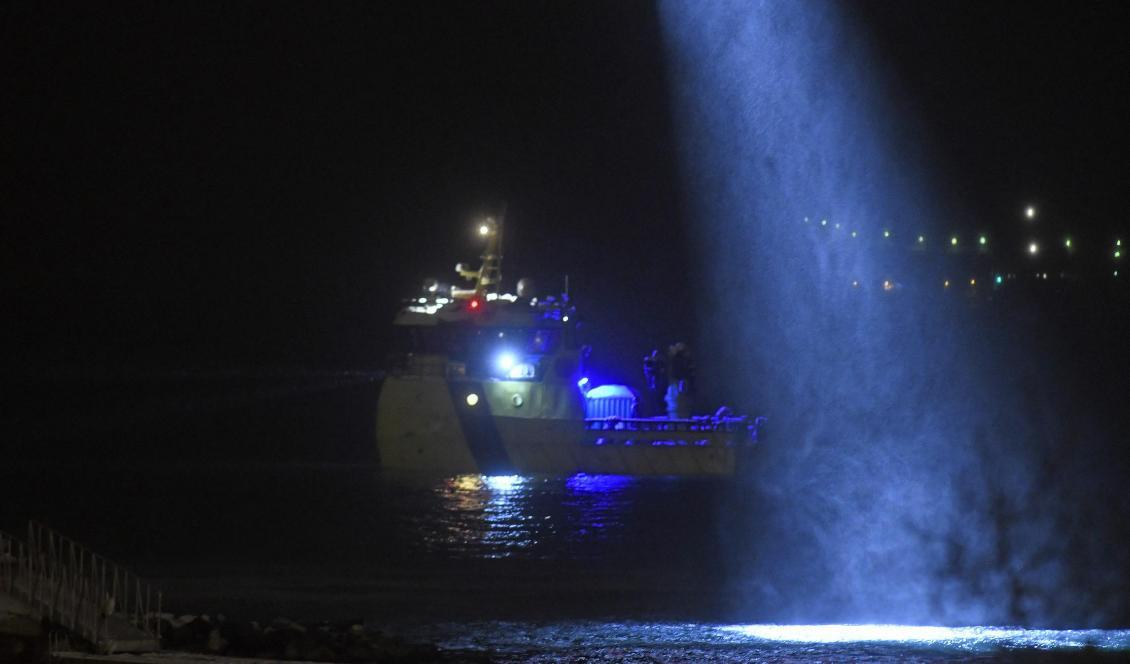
left=660, top=0, right=1126, bottom=627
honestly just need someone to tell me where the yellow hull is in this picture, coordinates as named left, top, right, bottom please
left=377, top=376, right=739, bottom=476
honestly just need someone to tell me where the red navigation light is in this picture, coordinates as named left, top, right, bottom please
left=468, top=296, right=483, bottom=312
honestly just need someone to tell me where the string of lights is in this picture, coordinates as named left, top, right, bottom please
left=801, top=207, right=1123, bottom=291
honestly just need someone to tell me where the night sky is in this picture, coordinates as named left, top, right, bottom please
left=5, top=1, right=1129, bottom=376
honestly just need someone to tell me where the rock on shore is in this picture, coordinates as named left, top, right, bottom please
left=160, top=614, right=487, bottom=662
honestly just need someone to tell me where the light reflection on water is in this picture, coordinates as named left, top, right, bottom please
left=722, top=624, right=1130, bottom=649
left=412, top=474, right=640, bottom=558
left=406, top=621, right=1130, bottom=659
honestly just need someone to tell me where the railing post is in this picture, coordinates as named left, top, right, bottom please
left=10, top=522, right=164, bottom=650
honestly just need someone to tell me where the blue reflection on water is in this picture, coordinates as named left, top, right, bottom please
left=421, top=474, right=642, bottom=558
left=563, top=474, right=637, bottom=544
left=406, top=621, right=1130, bottom=657
left=565, top=473, right=636, bottom=494
left=722, top=624, right=1130, bottom=650
left=483, top=474, right=524, bottom=492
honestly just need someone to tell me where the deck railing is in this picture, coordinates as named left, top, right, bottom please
left=0, top=529, right=21, bottom=596
left=0, top=522, right=161, bottom=651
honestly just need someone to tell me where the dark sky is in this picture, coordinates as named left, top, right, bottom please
left=4, top=1, right=1128, bottom=375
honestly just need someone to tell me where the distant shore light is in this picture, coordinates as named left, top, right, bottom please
left=1025, top=206, right=1036, bottom=219
left=979, top=235, right=988, bottom=246
left=918, top=235, right=925, bottom=244
left=950, top=236, right=958, bottom=247
left=1028, top=242, right=1039, bottom=256
left=883, top=230, right=891, bottom=238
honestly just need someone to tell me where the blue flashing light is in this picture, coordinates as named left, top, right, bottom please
left=577, top=376, right=590, bottom=391
left=496, top=352, right=517, bottom=372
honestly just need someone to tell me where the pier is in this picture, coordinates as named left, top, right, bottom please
left=1, top=522, right=161, bottom=659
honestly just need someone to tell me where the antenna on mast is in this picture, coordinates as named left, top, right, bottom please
left=474, top=203, right=505, bottom=295
left=455, top=203, right=507, bottom=299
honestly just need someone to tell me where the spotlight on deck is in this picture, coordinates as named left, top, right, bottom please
left=496, top=352, right=517, bottom=373
left=507, top=362, right=536, bottom=379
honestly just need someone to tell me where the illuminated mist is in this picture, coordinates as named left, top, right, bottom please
left=660, top=1, right=1129, bottom=626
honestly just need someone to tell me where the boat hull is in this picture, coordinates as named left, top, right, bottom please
left=377, top=376, right=740, bottom=476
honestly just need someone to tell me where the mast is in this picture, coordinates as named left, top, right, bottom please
left=453, top=204, right=506, bottom=298
left=475, top=204, right=505, bottom=295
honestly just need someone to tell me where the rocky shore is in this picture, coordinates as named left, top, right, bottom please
left=152, top=614, right=489, bottom=663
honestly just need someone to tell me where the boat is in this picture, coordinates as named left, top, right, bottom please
left=376, top=214, right=763, bottom=476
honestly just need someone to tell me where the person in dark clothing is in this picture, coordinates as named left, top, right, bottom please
left=642, top=349, right=668, bottom=417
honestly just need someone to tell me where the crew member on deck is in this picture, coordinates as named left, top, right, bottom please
left=642, top=349, right=668, bottom=417
left=666, top=342, right=695, bottom=419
